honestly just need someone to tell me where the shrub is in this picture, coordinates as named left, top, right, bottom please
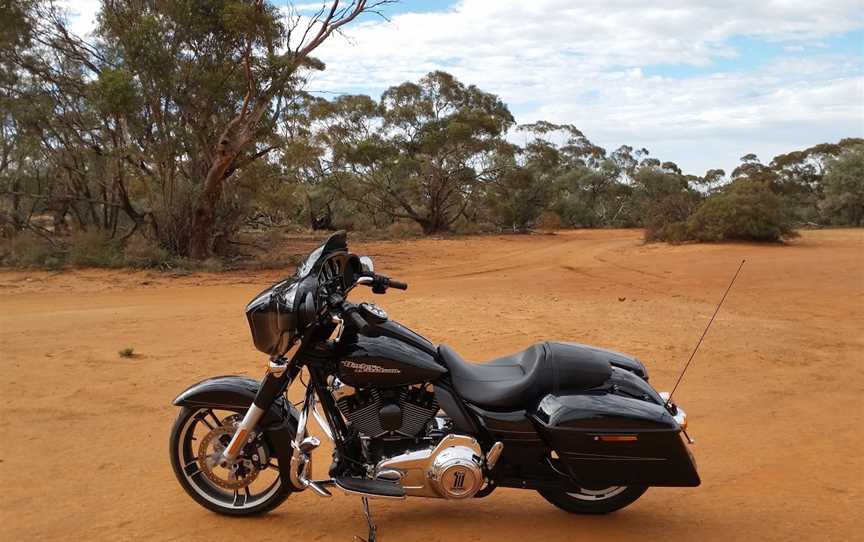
left=0, top=231, right=62, bottom=268
left=687, top=180, right=797, bottom=242
left=535, top=211, right=562, bottom=232
left=123, top=235, right=170, bottom=268
left=386, top=221, right=424, bottom=239
left=67, top=229, right=123, bottom=267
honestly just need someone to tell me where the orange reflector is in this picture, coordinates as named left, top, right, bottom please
left=595, top=435, right=638, bottom=442
left=226, top=429, right=249, bottom=456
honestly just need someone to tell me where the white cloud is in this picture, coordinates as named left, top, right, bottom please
left=58, top=0, right=864, bottom=173
left=298, top=0, right=863, bottom=172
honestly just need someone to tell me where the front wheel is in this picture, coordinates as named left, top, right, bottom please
left=538, top=485, right=648, bottom=514
left=170, top=406, right=290, bottom=516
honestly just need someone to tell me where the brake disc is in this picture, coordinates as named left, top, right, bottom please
left=197, top=420, right=260, bottom=491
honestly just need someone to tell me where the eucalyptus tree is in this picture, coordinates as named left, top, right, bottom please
left=360, top=71, right=515, bottom=234
left=2, top=0, right=393, bottom=256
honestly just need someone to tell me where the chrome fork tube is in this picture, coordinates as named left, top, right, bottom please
left=220, top=358, right=292, bottom=464
left=220, top=404, right=265, bottom=463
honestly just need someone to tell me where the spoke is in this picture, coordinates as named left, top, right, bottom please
left=197, top=415, right=215, bottom=431
left=233, top=490, right=246, bottom=507
left=207, top=409, right=222, bottom=428
left=183, top=459, right=200, bottom=476
left=244, top=486, right=252, bottom=498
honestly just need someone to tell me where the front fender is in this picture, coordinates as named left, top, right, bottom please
left=173, top=375, right=300, bottom=484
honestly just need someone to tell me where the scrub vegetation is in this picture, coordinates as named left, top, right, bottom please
left=1, top=1, right=862, bottom=269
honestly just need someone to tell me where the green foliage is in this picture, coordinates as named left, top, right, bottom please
left=635, top=167, right=702, bottom=241
left=0, top=1, right=859, bottom=261
left=820, top=146, right=864, bottom=226
left=686, top=180, right=797, bottom=242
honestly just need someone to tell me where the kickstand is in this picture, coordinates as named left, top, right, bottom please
left=353, top=496, right=377, bottom=542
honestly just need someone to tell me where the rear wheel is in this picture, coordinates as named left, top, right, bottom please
left=538, top=485, right=648, bottom=514
left=169, top=407, right=290, bottom=516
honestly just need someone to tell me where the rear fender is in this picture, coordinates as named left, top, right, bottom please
left=173, top=376, right=300, bottom=484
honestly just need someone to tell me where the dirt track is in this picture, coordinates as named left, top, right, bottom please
left=1, top=229, right=862, bottom=541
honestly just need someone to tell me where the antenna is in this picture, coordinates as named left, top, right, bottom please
left=666, top=259, right=746, bottom=406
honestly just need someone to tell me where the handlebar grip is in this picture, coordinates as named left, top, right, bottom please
left=388, top=279, right=408, bottom=291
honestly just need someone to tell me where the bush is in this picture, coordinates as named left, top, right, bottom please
left=0, top=231, right=62, bottom=268
left=687, top=180, right=797, bottom=242
left=535, top=211, right=562, bottom=232
left=386, top=221, right=424, bottom=239
left=122, top=235, right=170, bottom=268
left=67, top=229, right=123, bottom=268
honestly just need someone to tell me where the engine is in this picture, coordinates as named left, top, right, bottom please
left=334, top=383, right=439, bottom=439
left=376, top=433, right=485, bottom=499
left=333, top=380, right=486, bottom=499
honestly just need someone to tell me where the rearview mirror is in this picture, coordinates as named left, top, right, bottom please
left=359, top=256, right=374, bottom=275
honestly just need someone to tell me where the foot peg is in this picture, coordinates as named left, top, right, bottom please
left=298, top=436, right=320, bottom=454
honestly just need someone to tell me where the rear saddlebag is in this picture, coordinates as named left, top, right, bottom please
left=532, top=393, right=700, bottom=487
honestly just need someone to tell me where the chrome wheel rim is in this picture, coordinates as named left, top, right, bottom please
left=176, top=408, right=282, bottom=510
left=566, top=486, right=628, bottom=501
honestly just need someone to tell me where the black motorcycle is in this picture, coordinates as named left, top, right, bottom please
left=169, top=231, right=699, bottom=538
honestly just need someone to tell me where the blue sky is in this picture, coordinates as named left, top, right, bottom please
left=65, top=0, right=864, bottom=175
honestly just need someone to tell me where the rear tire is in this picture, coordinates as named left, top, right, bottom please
left=538, top=485, right=648, bottom=514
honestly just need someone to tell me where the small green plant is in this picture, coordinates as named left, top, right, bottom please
left=118, top=347, right=136, bottom=358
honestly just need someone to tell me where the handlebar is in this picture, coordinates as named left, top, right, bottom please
left=387, top=278, right=408, bottom=291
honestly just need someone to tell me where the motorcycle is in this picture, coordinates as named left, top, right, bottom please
left=169, top=231, right=699, bottom=539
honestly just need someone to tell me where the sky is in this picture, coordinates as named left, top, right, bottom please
left=62, top=0, right=864, bottom=176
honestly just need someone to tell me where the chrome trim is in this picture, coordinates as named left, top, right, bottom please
left=288, top=387, right=318, bottom=490
left=375, top=434, right=483, bottom=499
left=359, top=256, right=374, bottom=274
left=673, top=406, right=687, bottom=428
left=221, top=404, right=264, bottom=462
left=266, top=359, right=287, bottom=378
left=485, top=442, right=504, bottom=471
left=312, top=404, right=334, bottom=442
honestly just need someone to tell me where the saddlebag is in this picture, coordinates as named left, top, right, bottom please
left=531, top=392, right=700, bottom=487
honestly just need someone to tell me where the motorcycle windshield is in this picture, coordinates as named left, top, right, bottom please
left=294, top=231, right=348, bottom=278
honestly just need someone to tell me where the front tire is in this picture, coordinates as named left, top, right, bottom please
left=170, top=407, right=290, bottom=516
left=538, top=485, right=648, bottom=514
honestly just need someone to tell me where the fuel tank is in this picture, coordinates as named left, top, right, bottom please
left=335, top=322, right=446, bottom=388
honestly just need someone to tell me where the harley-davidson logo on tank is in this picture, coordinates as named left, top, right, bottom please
left=338, top=357, right=427, bottom=388
left=342, top=360, right=401, bottom=374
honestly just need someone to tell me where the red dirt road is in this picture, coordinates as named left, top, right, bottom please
left=1, top=229, right=862, bottom=541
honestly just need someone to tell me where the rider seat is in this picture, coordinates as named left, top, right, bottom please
left=437, top=342, right=615, bottom=410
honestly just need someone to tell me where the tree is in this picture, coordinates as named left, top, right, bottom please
left=98, top=0, right=393, bottom=257
left=820, top=145, right=864, bottom=226
left=687, top=179, right=796, bottom=242
left=1, top=0, right=393, bottom=257
left=335, top=71, right=515, bottom=234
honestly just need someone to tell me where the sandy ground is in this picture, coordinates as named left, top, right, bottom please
left=1, top=229, right=862, bottom=541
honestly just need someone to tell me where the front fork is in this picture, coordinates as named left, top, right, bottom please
left=219, top=356, right=333, bottom=495
left=219, top=358, right=295, bottom=466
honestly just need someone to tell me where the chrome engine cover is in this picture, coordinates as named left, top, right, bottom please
left=374, top=433, right=484, bottom=499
